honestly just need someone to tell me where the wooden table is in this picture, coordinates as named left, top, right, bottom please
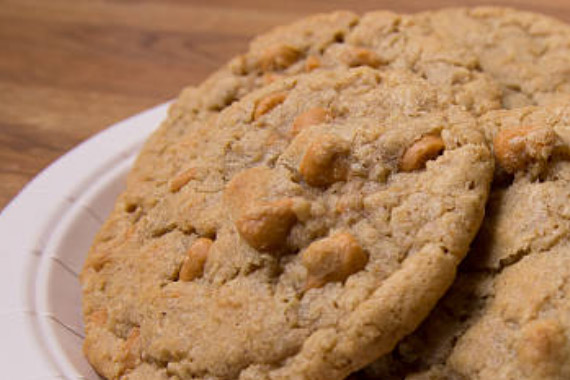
left=1, top=0, right=569, bottom=210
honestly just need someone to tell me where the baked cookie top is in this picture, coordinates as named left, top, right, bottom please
left=424, top=7, right=570, bottom=108
left=128, top=6, right=570, bottom=215
left=80, top=67, right=493, bottom=380
left=126, top=9, right=505, bottom=211
left=361, top=104, right=570, bottom=380
left=183, top=8, right=504, bottom=117
left=183, top=5, right=570, bottom=117
left=176, top=6, right=570, bottom=122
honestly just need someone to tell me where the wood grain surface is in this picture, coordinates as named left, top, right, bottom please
left=1, top=0, right=569, bottom=210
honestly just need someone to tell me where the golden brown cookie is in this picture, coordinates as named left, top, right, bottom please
left=81, top=67, right=493, bottom=380
left=361, top=104, right=570, bottom=380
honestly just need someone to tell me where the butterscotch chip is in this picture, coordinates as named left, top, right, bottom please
left=302, top=232, right=368, bottom=289
left=262, top=72, right=284, bottom=85
left=89, top=309, right=108, bottom=326
left=305, top=55, right=321, bottom=71
left=121, top=328, right=141, bottom=371
left=259, top=44, right=302, bottom=71
left=236, top=199, right=297, bottom=251
left=342, top=46, right=383, bottom=67
left=291, top=107, right=329, bottom=136
left=400, top=135, right=445, bottom=172
left=169, top=167, right=198, bottom=192
left=493, top=125, right=555, bottom=173
left=179, top=238, right=213, bottom=281
left=84, top=250, right=112, bottom=272
left=253, top=91, right=288, bottom=120
left=299, top=134, right=350, bottom=187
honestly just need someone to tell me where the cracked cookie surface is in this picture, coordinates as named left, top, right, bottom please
left=360, top=105, right=570, bottom=380
left=126, top=8, right=505, bottom=214
left=80, top=67, right=493, bottom=380
left=423, top=7, right=570, bottom=108
left=127, top=7, right=570, bottom=217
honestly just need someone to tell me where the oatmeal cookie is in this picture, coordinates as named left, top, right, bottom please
left=81, top=67, right=493, bottom=380
left=360, top=104, right=570, bottom=380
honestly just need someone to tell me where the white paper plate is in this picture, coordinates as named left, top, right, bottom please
left=0, top=102, right=170, bottom=379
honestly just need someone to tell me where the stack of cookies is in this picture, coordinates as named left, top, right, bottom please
left=80, top=7, right=570, bottom=380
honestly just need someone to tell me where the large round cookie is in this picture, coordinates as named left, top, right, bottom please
left=80, top=67, right=493, bottom=380
left=360, top=104, right=570, bottom=380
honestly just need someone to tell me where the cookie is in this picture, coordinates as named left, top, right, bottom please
left=360, top=104, right=570, bottom=380
left=80, top=67, right=494, bottom=380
